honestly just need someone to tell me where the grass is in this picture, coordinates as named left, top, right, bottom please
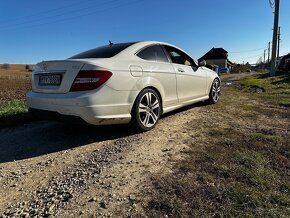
left=0, top=100, right=35, bottom=128
left=239, top=71, right=290, bottom=107
left=147, top=132, right=290, bottom=217
left=143, top=83, right=290, bottom=217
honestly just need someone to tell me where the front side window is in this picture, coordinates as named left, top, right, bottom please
left=163, top=45, right=195, bottom=66
left=137, top=45, right=168, bottom=63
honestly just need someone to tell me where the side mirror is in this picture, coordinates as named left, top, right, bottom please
left=199, top=60, right=206, bottom=67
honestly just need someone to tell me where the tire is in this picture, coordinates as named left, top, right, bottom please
left=208, top=78, right=221, bottom=104
left=131, top=88, right=161, bottom=131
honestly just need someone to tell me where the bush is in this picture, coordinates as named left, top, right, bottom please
left=1, top=63, right=10, bottom=70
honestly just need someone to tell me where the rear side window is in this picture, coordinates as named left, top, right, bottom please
left=137, top=45, right=168, bottom=62
left=69, top=42, right=135, bottom=59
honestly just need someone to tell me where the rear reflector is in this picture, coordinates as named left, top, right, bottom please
left=70, top=70, right=112, bottom=91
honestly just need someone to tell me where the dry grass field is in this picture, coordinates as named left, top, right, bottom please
left=0, top=64, right=32, bottom=78
left=0, top=64, right=34, bottom=128
left=0, top=64, right=32, bottom=101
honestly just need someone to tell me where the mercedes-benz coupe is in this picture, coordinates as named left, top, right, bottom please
left=27, top=41, right=221, bottom=131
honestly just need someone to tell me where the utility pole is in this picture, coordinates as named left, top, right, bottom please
left=268, top=42, right=271, bottom=64
left=277, top=26, right=281, bottom=59
left=270, top=0, right=280, bottom=76
left=264, top=49, right=266, bottom=63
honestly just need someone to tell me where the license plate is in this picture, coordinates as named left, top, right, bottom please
left=39, top=74, right=62, bottom=86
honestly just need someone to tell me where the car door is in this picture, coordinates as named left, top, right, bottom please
left=136, top=44, right=178, bottom=107
left=163, top=45, right=207, bottom=102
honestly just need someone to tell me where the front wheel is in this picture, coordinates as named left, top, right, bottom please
left=131, top=88, right=161, bottom=131
left=208, top=78, right=221, bottom=104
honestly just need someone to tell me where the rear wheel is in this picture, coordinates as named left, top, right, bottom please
left=131, top=88, right=161, bottom=131
left=208, top=78, right=221, bottom=104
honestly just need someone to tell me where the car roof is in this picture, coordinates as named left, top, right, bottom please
left=115, top=41, right=197, bottom=62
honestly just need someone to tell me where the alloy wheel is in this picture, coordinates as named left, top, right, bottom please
left=211, top=79, right=221, bottom=103
left=138, top=92, right=160, bottom=128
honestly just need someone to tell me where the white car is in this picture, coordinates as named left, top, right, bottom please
left=27, top=41, right=221, bottom=131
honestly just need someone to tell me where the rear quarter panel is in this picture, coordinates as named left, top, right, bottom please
left=103, top=57, right=178, bottom=108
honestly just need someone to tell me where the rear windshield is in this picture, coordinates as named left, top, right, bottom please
left=69, top=42, right=136, bottom=59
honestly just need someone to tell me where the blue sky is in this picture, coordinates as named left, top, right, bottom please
left=0, top=0, right=289, bottom=64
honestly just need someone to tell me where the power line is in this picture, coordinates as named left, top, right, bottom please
left=243, top=54, right=264, bottom=59
left=229, top=47, right=267, bottom=54
left=0, top=0, right=142, bottom=32
left=0, top=0, right=97, bottom=26
left=0, top=0, right=123, bottom=30
left=231, top=53, right=264, bottom=61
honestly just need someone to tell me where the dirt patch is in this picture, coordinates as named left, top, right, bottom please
left=0, top=102, right=203, bottom=217
left=0, top=98, right=206, bottom=217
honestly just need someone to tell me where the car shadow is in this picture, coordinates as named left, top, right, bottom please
left=161, top=101, right=208, bottom=119
left=0, top=122, right=138, bottom=163
left=0, top=101, right=209, bottom=164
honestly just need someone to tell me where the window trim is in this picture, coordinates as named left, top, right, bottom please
left=162, top=45, right=198, bottom=68
left=69, top=42, right=136, bottom=59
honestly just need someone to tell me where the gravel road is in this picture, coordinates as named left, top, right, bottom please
left=0, top=101, right=202, bottom=217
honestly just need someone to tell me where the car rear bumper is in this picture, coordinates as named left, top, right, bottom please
left=26, top=86, right=139, bottom=125
left=28, top=108, right=89, bottom=124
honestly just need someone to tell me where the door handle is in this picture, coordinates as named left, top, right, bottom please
left=178, top=68, right=185, bottom=72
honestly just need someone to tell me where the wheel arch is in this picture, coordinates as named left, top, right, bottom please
left=207, top=76, right=221, bottom=104
left=130, top=86, right=164, bottom=115
left=207, top=76, right=221, bottom=94
left=215, top=76, right=221, bottom=83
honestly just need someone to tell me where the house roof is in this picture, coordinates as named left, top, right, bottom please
left=227, top=59, right=233, bottom=66
left=282, top=53, right=290, bottom=59
left=199, top=47, right=228, bottom=61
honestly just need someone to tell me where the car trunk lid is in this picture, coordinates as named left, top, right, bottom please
left=32, top=60, right=85, bottom=94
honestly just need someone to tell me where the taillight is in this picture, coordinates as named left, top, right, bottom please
left=70, top=70, right=112, bottom=91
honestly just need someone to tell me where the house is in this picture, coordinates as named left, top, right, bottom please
left=199, top=47, right=233, bottom=70
left=278, top=53, right=290, bottom=71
